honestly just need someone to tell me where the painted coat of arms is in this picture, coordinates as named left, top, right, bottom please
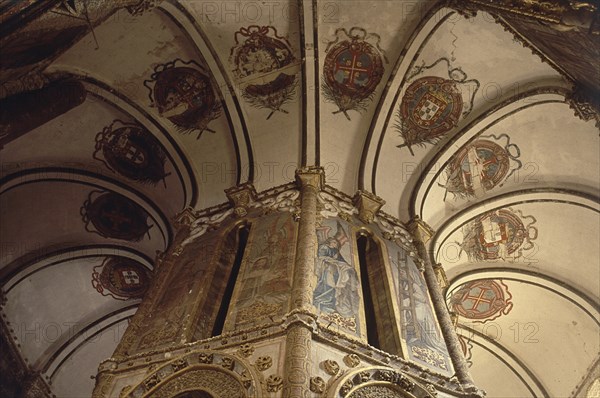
left=396, top=58, right=479, bottom=155
left=450, top=280, right=513, bottom=323
left=81, top=191, right=153, bottom=241
left=93, top=120, right=170, bottom=186
left=144, top=59, right=221, bottom=139
left=459, top=208, right=537, bottom=262
left=440, top=134, right=522, bottom=200
left=322, top=27, right=387, bottom=120
left=230, top=25, right=300, bottom=119
left=92, top=257, right=151, bottom=300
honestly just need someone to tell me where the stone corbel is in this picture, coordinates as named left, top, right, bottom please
left=225, top=183, right=257, bottom=217
left=352, top=190, right=385, bottom=224
left=295, top=166, right=325, bottom=191
left=408, top=216, right=436, bottom=245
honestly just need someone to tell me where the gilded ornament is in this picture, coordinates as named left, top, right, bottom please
left=171, top=358, right=187, bottom=372
left=426, top=383, right=438, bottom=397
left=266, top=375, right=283, bottom=392
left=323, top=359, right=341, bottom=375
left=340, top=379, right=354, bottom=396
left=143, top=374, right=160, bottom=389
left=343, top=353, right=361, bottom=368
left=310, top=376, right=326, bottom=393
left=198, top=353, right=214, bottom=364
left=255, top=356, right=273, bottom=371
left=376, top=369, right=395, bottom=381
left=398, top=375, right=415, bottom=392
left=238, top=343, right=255, bottom=358
left=221, top=357, right=235, bottom=370
left=118, top=385, right=131, bottom=398
left=358, top=371, right=371, bottom=383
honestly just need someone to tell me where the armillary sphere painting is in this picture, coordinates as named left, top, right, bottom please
left=92, top=257, right=151, bottom=300
left=440, top=134, right=522, bottom=200
left=229, top=212, right=296, bottom=328
left=230, top=25, right=300, bottom=119
left=81, top=190, right=153, bottom=241
left=459, top=208, right=538, bottom=262
left=144, top=59, right=221, bottom=139
left=93, top=119, right=170, bottom=186
left=396, top=57, right=480, bottom=155
left=313, top=219, right=362, bottom=338
left=449, top=280, right=513, bottom=323
left=386, top=239, right=453, bottom=374
left=322, top=27, right=387, bottom=120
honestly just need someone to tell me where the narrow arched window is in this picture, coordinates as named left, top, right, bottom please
left=357, top=233, right=402, bottom=353
left=210, top=224, right=250, bottom=337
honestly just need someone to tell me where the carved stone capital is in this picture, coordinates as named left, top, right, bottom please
left=295, top=166, right=325, bottom=191
left=225, top=182, right=257, bottom=217
left=408, top=217, right=436, bottom=244
left=353, top=190, right=385, bottom=224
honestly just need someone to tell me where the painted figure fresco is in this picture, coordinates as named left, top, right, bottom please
left=440, top=134, right=522, bottom=200
left=387, top=240, right=452, bottom=374
left=322, top=27, right=386, bottom=120
left=230, top=25, right=300, bottom=119
left=94, top=120, right=170, bottom=186
left=396, top=58, right=479, bottom=154
left=313, top=220, right=361, bottom=334
left=230, top=213, right=296, bottom=327
left=449, top=280, right=513, bottom=323
left=144, top=59, right=221, bottom=139
left=460, top=208, right=537, bottom=262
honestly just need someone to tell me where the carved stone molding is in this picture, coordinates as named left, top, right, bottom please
left=318, top=191, right=359, bottom=221
left=329, top=367, right=436, bottom=398
left=352, top=190, right=385, bottom=224
left=173, top=207, right=233, bottom=255
left=121, top=349, right=263, bottom=398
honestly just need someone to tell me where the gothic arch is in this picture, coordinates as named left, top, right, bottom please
left=123, top=350, right=264, bottom=398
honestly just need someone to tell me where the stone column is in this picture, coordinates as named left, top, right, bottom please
left=283, top=166, right=324, bottom=398
left=409, top=217, right=483, bottom=396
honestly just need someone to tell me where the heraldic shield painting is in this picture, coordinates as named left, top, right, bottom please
left=313, top=219, right=362, bottom=337
left=228, top=212, right=297, bottom=328
left=144, top=59, right=221, bottom=139
left=396, top=57, right=479, bottom=155
left=322, top=27, right=387, bottom=120
left=230, top=25, right=300, bottom=119
left=386, top=239, right=453, bottom=375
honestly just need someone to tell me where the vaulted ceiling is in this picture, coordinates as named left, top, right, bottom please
left=1, top=1, right=599, bottom=397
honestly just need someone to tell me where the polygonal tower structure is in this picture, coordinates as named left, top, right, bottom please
left=91, top=167, right=483, bottom=398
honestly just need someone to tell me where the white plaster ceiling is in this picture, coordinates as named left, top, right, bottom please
left=0, top=1, right=598, bottom=397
